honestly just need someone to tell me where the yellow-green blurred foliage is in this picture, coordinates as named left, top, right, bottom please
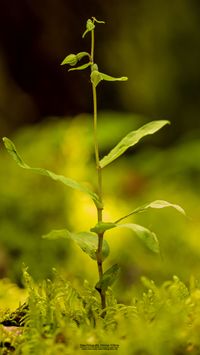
left=0, top=113, right=199, bottom=300
left=0, top=278, right=27, bottom=311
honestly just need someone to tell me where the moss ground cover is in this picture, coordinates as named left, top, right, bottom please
left=1, top=270, right=200, bottom=354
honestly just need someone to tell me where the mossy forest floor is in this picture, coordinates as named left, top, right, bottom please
left=1, top=271, right=200, bottom=355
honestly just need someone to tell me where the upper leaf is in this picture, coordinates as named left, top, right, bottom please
left=116, top=223, right=160, bottom=253
left=100, top=120, right=170, bottom=168
left=2, top=137, right=102, bottom=208
left=92, top=17, right=105, bottom=24
left=95, top=264, right=120, bottom=292
left=69, top=62, right=91, bottom=71
left=76, top=52, right=90, bottom=61
left=91, top=70, right=128, bottom=88
left=115, top=199, right=186, bottom=223
left=43, top=229, right=110, bottom=261
left=100, top=72, right=128, bottom=83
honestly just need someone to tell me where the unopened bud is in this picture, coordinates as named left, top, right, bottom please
left=86, top=19, right=95, bottom=32
left=91, top=63, right=98, bottom=71
left=61, top=54, right=78, bottom=66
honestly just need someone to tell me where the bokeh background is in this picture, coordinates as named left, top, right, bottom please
left=0, top=0, right=199, bottom=301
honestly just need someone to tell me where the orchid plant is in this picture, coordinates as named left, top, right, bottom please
left=2, top=17, right=185, bottom=312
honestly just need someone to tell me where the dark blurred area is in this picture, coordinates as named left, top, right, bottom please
left=0, top=0, right=199, bottom=140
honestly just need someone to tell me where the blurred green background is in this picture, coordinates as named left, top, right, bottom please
left=0, top=0, right=200, bottom=299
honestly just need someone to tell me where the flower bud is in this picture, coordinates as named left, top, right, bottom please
left=91, top=63, right=98, bottom=71
left=86, top=19, right=95, bottom=32
left=61, top=54, right=78, bottom=66
left=82, top=19, right=95, bottom=38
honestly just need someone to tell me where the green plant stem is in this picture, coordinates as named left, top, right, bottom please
left=91, top=25, right=106, bottom=310
left=92, top=85, right=103, bottom=209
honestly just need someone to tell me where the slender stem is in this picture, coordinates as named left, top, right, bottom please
left=92, top=83, right=105, bottom=309
left=92, top=85, right=103, bottom=208
left=91, top=28, right=95, bottom=63
left=90, top=25, right=106, bottom=310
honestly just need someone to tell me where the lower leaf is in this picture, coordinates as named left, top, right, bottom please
left=90, top=222, right=117, bottom=234
left=116, top=223, right=160, bottom=253
left=95, top=264, right=120, bottom=292
left=43, top=229, right=110, bottom=261
left=115, top=199, right=185, bottom=223
left=2, top=137, right=102, bottom=209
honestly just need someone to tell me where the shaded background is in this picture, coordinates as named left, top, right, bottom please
left=0, top=0, right=200, bottom=138
left=0, top=0, right=200, bottom=295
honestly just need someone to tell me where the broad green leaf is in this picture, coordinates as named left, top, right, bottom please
left=42, top=229, right=69, bottom=240
left=91, top=70, right=128, bottom=88
left=116, top=223, right=159, bottom=253
left=69, top=62, right=91, bottom=71
left=43, top=229, right=110, bottom=261
left=2, top=137, right=102, bottom=208
left=90, top=222, right=117, bottom=234
left=100, top=120, right=170, bottom=168
left=116, top=200, right=186, bottom=223
left=95, top=264, right=120, bottom=292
